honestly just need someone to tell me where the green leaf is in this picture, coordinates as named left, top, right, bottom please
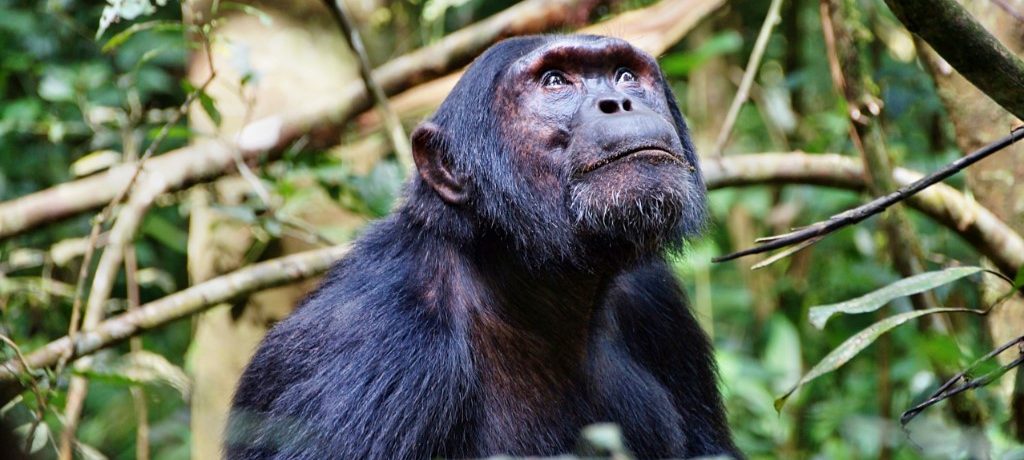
left=198, top=90, right=222, bottom=127
left=71, top=150, right=121, bottom=177
left=775, top=307, right=983, bottom=412
left=808, top=266, right=982, bottom=329
left=75, top=351, right=191, bottom=398
left=141, top=213, right=189, bottom=254
left=1015, top=265, right=1024, bottom=288
left=101, top=20, right=183, bottom=53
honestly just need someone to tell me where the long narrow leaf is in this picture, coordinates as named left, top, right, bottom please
left=102, top=20, right=184, bottom=53
left=809, top=266, right=982, bottom=329
left=775, top=307, right=984, bottom=412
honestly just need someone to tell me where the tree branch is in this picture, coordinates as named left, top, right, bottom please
left=59, top=173, right=168, bottom=460
left=0, top=0, right=599, bottom=241
left=901, top=334, right=1024, bottom=426
left=712, top=127, right=1024, bottom=275
left=883, top=0, right=1024, bottom=120
left=0, top=245, right=351, bottom=402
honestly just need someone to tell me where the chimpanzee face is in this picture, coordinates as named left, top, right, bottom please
left=497, top=36, right=700, bottom=255
left=410, top=35, right=705, bottom=268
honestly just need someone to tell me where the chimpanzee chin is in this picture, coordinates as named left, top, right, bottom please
left=227, top=34, right=738, bottom=460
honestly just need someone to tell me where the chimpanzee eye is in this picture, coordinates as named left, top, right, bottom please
left=542, top=70, right=568, bottom=87
left=615, top=68, right=638, bottom=84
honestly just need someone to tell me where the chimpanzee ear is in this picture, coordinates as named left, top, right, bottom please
left=412, top=122, right=468, bottom=205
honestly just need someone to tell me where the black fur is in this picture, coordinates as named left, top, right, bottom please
left=226, top=35, right=738, bottom=459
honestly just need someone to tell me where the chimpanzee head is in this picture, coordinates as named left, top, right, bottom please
left=403, top=35, right=707, bottom=270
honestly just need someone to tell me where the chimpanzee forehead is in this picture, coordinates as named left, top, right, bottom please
left=512, top=36, right=659, bottom=76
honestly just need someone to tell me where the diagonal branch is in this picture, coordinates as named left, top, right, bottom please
left=0, top=245, right=351, bottom=402
left=323, top=0, right=412, bottom=169
left=883, top=0, right=1024, bottom=120
left=712, top=127, right=1024, bottom=270
left=710, top=0, right=784, bottom=156
left=901, top=334, right=1024, bottom=425
left=0, top=0, right=600, bottom=241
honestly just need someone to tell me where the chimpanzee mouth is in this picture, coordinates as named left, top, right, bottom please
left=579, top=147, right=683, bottom=175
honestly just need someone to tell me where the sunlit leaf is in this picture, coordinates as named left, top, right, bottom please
left=775, top=307, right=983, bottom=412
left=38, top=71, right=75, bottom=102
left=808, top=266, right=982, bottom=329
left=141, top=213, right=189, bottom=254
left=14, top=422, right=49, bottom=454
left=763, top=315, right=802, bottom=393
left=97, top=0, right=169, bottom=39
left=136, top=267, right=177, bottom=293
left=75, top=351, right=191, bottom=398
left=219, top=2, right=273, bottom=26
left=71, top=150, right=121, bottom=177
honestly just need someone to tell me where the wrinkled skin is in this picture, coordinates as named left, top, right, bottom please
left=226, top=35, right=739, bottom=459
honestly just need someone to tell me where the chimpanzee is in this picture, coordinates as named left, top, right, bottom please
left=226, top=35, right=739, bottom=459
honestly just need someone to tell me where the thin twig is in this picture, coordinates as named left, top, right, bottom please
left=710, top=0, right=784, bottom=156
left=323, top=0, right=412, bottom=170
left=901, top=333, right=1024, bottom=425
left=0, top=335, right=48, bottom=453
left=124, top=208, right=149, bottom=460
left=713, top=126, right=1024, bottom=263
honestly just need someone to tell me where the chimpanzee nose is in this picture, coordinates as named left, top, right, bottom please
left=598, top=96, right=633, bottom=114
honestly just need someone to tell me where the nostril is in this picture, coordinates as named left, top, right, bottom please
left=598, top=99, right=619, bottom=114
left=622, top=99, right=632, bottom=111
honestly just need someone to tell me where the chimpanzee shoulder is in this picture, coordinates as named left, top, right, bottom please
left=226, top=219, right=474, bottom=459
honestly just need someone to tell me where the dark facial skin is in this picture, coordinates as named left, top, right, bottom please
left=415, top=36, right=701, bottom=267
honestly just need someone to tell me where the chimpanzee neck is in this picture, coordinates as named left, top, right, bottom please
left=464, top=236, right=622, bottom=371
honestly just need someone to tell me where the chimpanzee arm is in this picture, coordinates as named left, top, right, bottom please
left=610, top=259, right=741, bottom=458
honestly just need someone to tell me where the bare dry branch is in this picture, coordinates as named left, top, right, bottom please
left=703, top=151, right=1024, bottom=277
left=712, top=128, right=1024, bottom=271
left=59, top=173, right=169, bottom=460
left=0, top=0, right=598, bottom=241
left=0, top=245, right=350, bottom=402
left=323, top=0, right=412, bottom=169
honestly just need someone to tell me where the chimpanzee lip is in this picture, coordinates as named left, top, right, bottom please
left=580, top=146, right=682, bottom=175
